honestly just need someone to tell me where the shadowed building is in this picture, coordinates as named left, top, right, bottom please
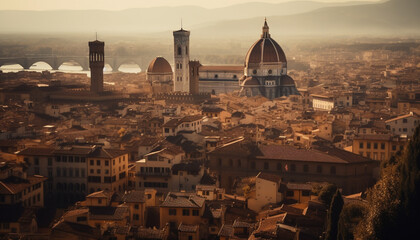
left=239, top=19, right=299, bottom=99
left=89, top=40, right=105, bottom=93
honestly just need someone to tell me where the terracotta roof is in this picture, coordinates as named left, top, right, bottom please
left=90, top=148, right=127, bottom=159
left=243, top=77, right=260, bottom=86
left=122, top=190, right=145, bottom=203
left=218, top=224, right=234, bottom=237
left=89, top=206, right=129, bottom=220
left=178, top=223, right=198, bottom=233
left=147, top=57, right=172, bottom=74
left=86, top=190, right=115, bottom=199
left=385, top=112, right=419, bottom=123
left=162, top=115, right=203, bottom=128
left=52, top=220, right=100, bottom=239
left=0, top=175, right=47, bottom=195
left=17, top=147, right=54, bottom=156
left=280, top=75, right=296, bottom=86
left=257, top=172, right=281, bottom=183
left=161, top=192, right=205, bottom=208
left=200, top=65, right=243, bottom=72
left=259, top=145, right=372, bottom=164
left=285, top=183, right=312, bottom=191
left=233, top=219, right=253, bottom=228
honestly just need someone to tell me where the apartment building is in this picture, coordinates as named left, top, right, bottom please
left=385, top=112, right=420, bottom=137
left=352, top=134, right=407, bottom=161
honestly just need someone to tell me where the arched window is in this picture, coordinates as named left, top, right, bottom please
left=268, top=69, right=272, bottom=74
left=177, top=46, right=182, bottom=55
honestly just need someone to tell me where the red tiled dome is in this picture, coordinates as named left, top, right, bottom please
left=245, top=20, right=287, bottom=65
left=147, top=57, right=172, bottom=73
left=281, top=75, right=296, bottom=85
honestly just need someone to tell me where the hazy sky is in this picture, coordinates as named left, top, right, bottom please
left=1, top=0, right=382, bottom=11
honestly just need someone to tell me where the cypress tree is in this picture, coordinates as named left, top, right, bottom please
left=325, top=189, right=344, bottom=240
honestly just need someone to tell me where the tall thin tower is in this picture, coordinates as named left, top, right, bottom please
left=173, top=27, right=190, bottom=92
left=89, top=39, right=105, bottom=93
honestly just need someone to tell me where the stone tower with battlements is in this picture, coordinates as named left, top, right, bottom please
left=173, top=28, right=190, bottom=92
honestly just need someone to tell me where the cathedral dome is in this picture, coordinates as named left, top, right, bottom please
left=147, top=57, right=172, bottom=73
left=245, top=20, right=287, bottom=66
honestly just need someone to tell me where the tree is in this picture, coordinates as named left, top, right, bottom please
left=318, top=183, right=338, bottom=206
left=397, top=125, right=420, bottom=238
left=337, top=202, right=368, bottom=240
left=356, top=125, right=420, bottom=239
left=325, top=190, right=344, bottom=240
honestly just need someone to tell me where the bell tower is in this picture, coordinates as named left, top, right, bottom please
left=173, top=28, right=190, bottom=92
left=89, top=39, right=105, bottom=93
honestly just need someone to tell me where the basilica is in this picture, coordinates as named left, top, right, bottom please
left=239, top=19, right=300, bottom=99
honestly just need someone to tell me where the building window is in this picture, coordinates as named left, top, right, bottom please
left=34, top=158, right=39, bottom=165
left=192, top=210, right=199, bottom=216
left=251, top=161, right=256, bottom=169
left=381, top=143, right=385, bottom=150
left=392, top=145, right=396, bottom=151
left=135, top=204, right=139, bottom=209
left=90, top=160, right=94, bottom=166
left=277, top=163, right=282, bottom=171
left=403, top=119, right=408, bottom=123
left=317, top=165, right=322, bottom=173
left=291, top=164, right=296, bottom=172
left=302, top=190, right=310, bottom=196
left=359, top=142, right=364, bottom=149
left=48, top=158, right=52, bottom=166
left=169, top=209, right=177, bottom=215
left=264, top=162, right=269, bottom=170
left=105, top=160, right=109, bottom=166
left=303, top=164, right=309, bottom=173
left=374, top=143, right=378, bottom=149
left=367, top=142, right=371, bottom=149
left=214, top=74, right=218, bottom=79
left=286, top=191, right=294, bottom=197
left=330, top=166, right=336, bottom=175
left=178, top=46, right=182, bottom=55
left=253, top=69, right=257, bottom=74
left=268, top=69, right=272, bottom=74
left=97, top=160, right=100, bottom=166
left=182, top=209, right=190, bottom=216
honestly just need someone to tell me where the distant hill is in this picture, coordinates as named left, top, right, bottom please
left=194, top=0, right=420, bottom=37
left=0, top=1, right=372, bottom=34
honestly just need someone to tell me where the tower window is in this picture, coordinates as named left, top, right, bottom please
left=178, top=46, right=182, bottom=55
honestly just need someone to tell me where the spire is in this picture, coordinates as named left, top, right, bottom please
left=262, top=18, right=270, bottom=38
left=181, top=18, right=183, bottom=30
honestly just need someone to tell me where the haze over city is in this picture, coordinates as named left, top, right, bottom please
left=0, top=1, right=419, bottom=240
